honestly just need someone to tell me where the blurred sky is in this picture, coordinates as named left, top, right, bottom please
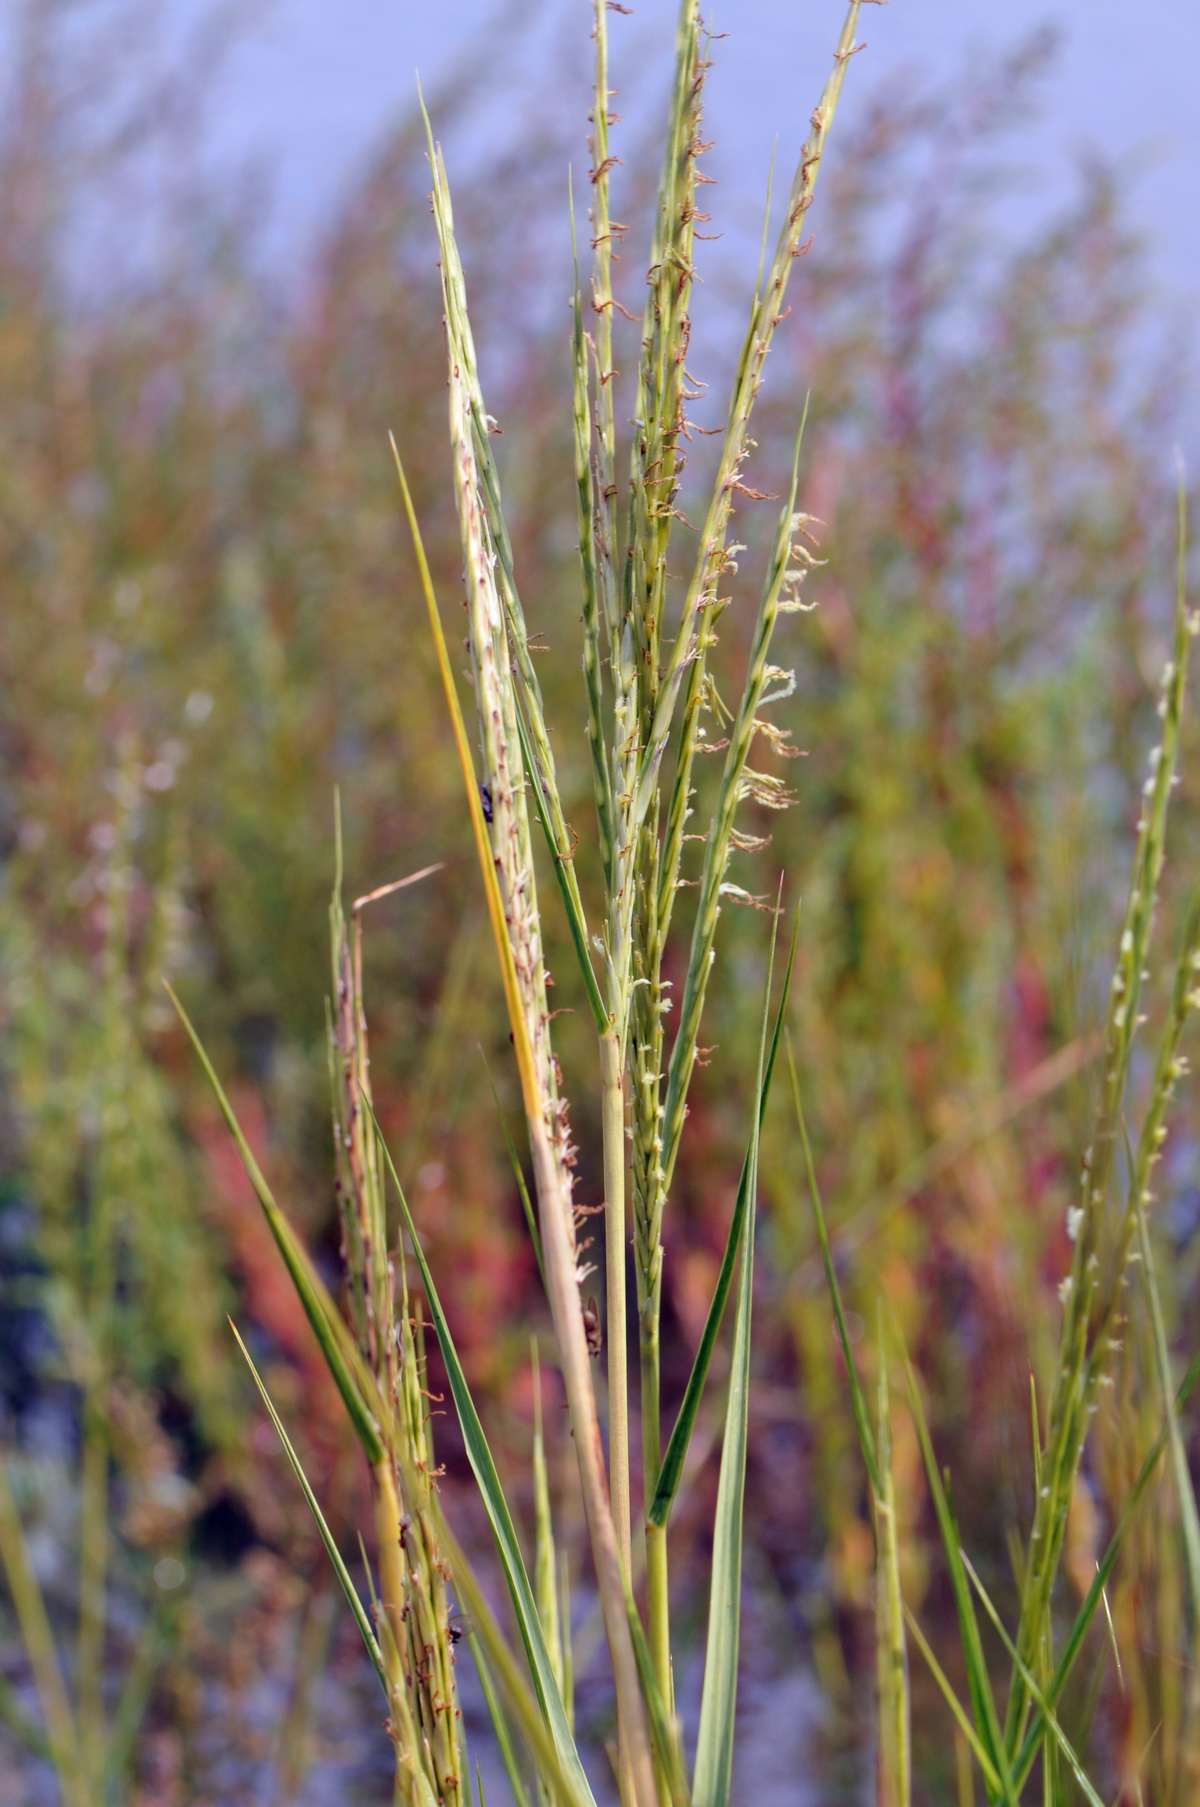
left=188, top=0, right=1199, bottom=314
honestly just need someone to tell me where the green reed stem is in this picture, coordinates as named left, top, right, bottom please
left=601, top=1029, right=633, bottom=1583
left=1007, top=486, right=1196, bottom=1756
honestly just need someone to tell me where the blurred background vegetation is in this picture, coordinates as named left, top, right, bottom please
left=1, top=2, right=1198, bottom=1801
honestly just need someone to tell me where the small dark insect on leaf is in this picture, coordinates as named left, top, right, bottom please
left=581, top=1296, right=602, bottom=1359
left=480, top=784, right=493, bottom=825
left=447, top=1611, right=473, bottom=1644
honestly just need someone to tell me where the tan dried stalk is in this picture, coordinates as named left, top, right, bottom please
left=330, top=867, right=462, bottom=1807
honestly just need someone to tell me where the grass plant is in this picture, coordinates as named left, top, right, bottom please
left=798, top=490, right=1200, bottom=1802
left=169, top=5, right=1200, bottom=1802
left=3, top=2, right=1200, bottom=1802
left=180, top=3, right=869, bottom=1801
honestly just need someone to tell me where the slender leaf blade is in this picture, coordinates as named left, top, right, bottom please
left=650, top=909, right=799, bottom=1527
left=168, top=983, right=385, bottom=1464
left=900, top=1346, right=1018, bottom=1806
left=961, top=1553, right=1106, bottom=1807
left=789, top=1039, right=881, bottom=1498
left=692, top=914, right=781, bottom=1807
left=1012, top=1337, right=1200, bottom=1786
left=230, top=1323, right=388, bottom=1691
left=469, top=1634, right=534, bottom=1807
left=368, top=1104, right=595, bottom=1807
left=903, top=1607, right=1004, bottom=1798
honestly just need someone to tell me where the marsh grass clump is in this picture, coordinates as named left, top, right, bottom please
left=173, top=3, right=874, bottom=1802
left=3, top=2, right=1200, bottom=1804
left=177, top=3, right=1200, bottom=1802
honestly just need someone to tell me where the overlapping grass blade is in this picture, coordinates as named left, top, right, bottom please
left=960, top=1553, right=1105, bottom=1807
left=691, top=910, right=781, bottom=1807
left=900, top=1346, right=1017, bottom=1805
left=1011, top=1340, right=1200, bottom=1787
left=167, top=982, right=384, bottom=1464
left=531, top=1347, right=563, bottom=1700
left=430, top=1496, right=595, bottom=1807
left=902, top=1607, right=1006, bottom=1801
left=649, top=909, right=798, bottom=1527
left=621, top=1582, right=689, bottom=1807
left=368, top=1105, right=595, bottom=1807
left=230, top=1323, right=388, bottom=1692
left=788, top=1040, right=881, bottom=1497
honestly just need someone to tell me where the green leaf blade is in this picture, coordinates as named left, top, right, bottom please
left=691, top=910, right=784, bottom=1807
left=368, top=1102, right=596, bottom=1807
left=650, top=909, right=799, bottom=1528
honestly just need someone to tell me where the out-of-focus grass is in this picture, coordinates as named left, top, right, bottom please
left=1, top=4, right=1198, bottom=1799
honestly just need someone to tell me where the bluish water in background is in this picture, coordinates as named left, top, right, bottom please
left=172, top=0, right=1198, bottom=311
